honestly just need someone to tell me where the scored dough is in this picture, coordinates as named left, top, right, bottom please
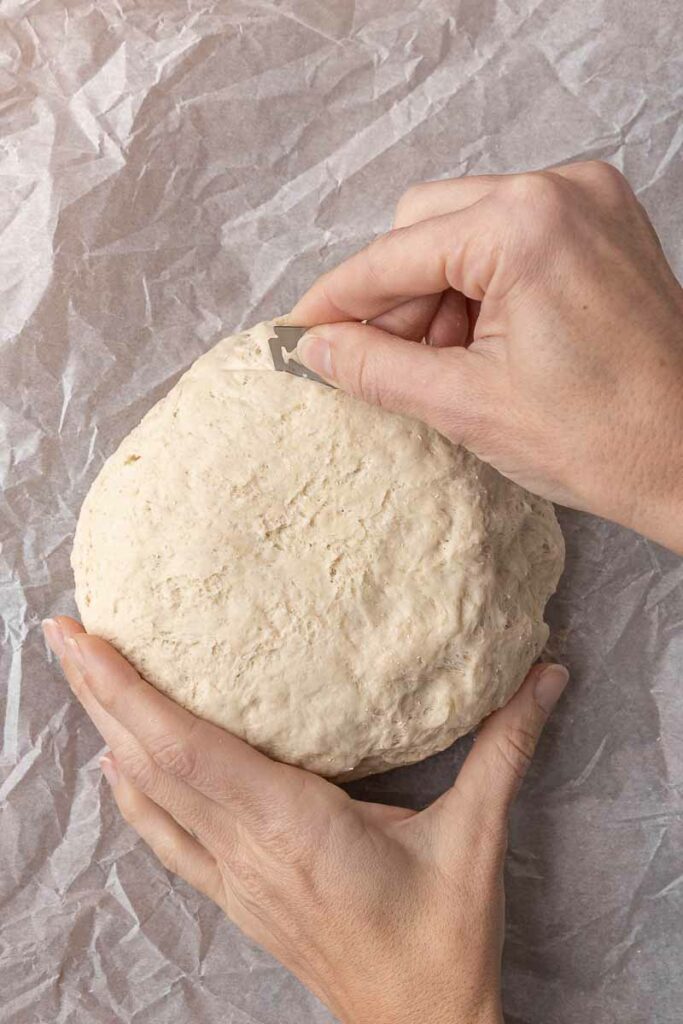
left=72, top=320, right=564, bottom=779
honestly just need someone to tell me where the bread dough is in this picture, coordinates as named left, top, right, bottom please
left=72, top=320, right=564, bottom=779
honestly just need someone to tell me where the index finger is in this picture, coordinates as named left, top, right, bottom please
left=289, top=200, right=494, bottom=326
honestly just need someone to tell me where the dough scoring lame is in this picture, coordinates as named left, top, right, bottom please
left=72, top=319, right=564, bottom=780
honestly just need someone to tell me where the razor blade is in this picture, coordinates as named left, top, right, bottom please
left=268, top=325, right=333, bottom=388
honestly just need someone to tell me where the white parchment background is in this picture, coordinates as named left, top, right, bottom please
left=1, top=2, right=682, bottom=1022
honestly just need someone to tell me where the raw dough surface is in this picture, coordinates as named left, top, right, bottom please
left=72, top=320, right=564, bottom=779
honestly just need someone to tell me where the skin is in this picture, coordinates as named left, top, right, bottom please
left=44, top=161, right=682, bottom=1021
left=43, top=615, right=567, bottom=1024
left=293, top=161, right=683, bottom=553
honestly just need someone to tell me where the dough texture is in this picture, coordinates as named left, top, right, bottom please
left=72, top=320, right=564, bottom=779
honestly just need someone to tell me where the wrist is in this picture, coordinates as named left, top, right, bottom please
left=615, top=406, right=683, bottom=555
left=589, top=351, right=683, bottom=554
left=627, top=480, right=683, bottom=556
left=338, top=992, right=503, bottom=1024
left=342, top=1011, right=502, bottom=1024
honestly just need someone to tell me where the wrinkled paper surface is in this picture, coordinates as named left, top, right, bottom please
left=1, top=2, right=682, bottom=1022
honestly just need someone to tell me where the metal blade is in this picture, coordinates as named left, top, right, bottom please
left=269, top=325, right=334, bottom=388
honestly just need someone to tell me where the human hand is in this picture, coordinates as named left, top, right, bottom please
left=291, top=161, right=683, bottom=553
left=44, top=616, right=568, bottom=1024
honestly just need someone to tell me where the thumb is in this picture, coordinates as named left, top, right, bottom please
left=297, top=321, right=483, bottom=443
left=442, top=663, right=570, bottom=831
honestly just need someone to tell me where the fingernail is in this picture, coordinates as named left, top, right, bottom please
left=100, top=755, right=120, bottom=788
left=66, top=636, right=86, bottom=673
left=42, top=618, right=65, bottom=658
left=534, top=664, right=569, bottom=714
left=297, top=331, right=334, bottom=380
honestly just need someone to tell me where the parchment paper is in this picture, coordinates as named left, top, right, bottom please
left=1, top=2, right=682, bottom=1022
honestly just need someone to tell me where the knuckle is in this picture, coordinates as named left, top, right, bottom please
left=226, top=854, right=278, bottom=916
left=494, top=726, right=537, bottom=782
left=394, top=182, right=428, bottom=225
left=497, top=173, right=571, bottom=265
left=229, top=864, right=282, bottom=921
left=364, top=231, right=392, bottom=288
left=116, top=789, right=142, bottom=828
left=154, top=835, right=182, bottom=876
left=249, top=810, right=305, bottom=862
left=247, top=779, right=321, bottom=865
left=149, top=732, right=200, bottom=782
left=504, top=171, right=567, bottom=224
left=68, top=670, right=89, bottom=705
left=582, top=159, right=628, bottom=193
left=354, top=344, right=382, bottom=407
left=317, top=270, right=344, bottom=318
left=91, top=679, right=117, bottom=714
left=445, top=230, right=499, bottom=301
left=118, top=749, right=157, bottom=793
left=227, top=852, right=260, bottom=888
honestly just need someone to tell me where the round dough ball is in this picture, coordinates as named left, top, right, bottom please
left=72, top=320, right=564, bottom=779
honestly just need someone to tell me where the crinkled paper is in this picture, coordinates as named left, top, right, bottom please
left=1, top=2, right=682, bottom=1022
